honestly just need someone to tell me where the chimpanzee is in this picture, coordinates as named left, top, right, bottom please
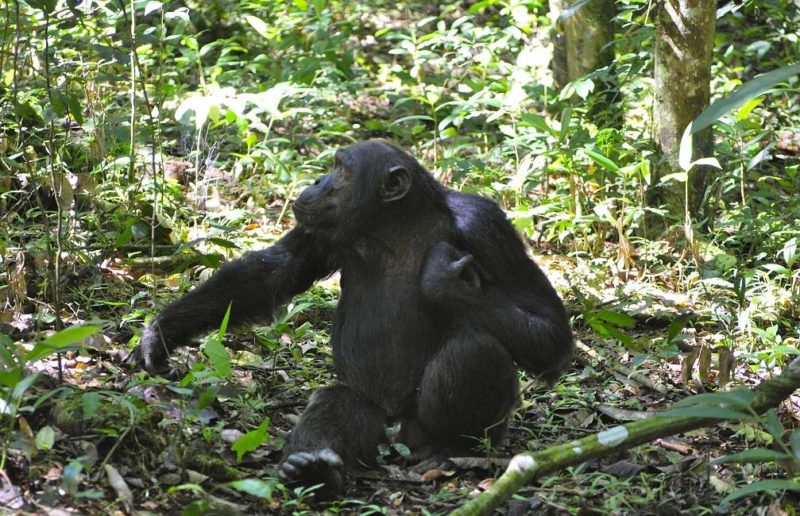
left=126, top=140, right=573, bottom=494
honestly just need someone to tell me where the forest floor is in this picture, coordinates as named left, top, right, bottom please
left=3, top=247, right=798, bottom=515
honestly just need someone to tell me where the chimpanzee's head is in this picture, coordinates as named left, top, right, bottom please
left=293, top=140, right=429, bottom=241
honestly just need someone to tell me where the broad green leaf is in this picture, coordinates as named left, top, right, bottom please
left=574, top=78, right=595, bottom=100
left=393, top=442, right=411, bottom=458
left=216, top=303, right=232, bottom=341
left=721, top=479, right=800, bottom=507
left=25, top=326, right=99, bottom=363
left=692, top=63, right=800, bottom=134
left=736, top=96, right=764, bottom=121
left=197, top=385, right=219, bottom=410
left=558, top=107, right=572, bottom=143
left=0, top=332, right=18, bottom=368
left=520, top=113, right=557, bottom=136
left=0, top=367, right=23, bottom=389
left=765, top=409, right=784, bottom=440
left=165, top=7, right=189, bottom=24
left=662, top=406, right=752, bottom=420
left=231, top=418, right=271, bottom=461
left=670, top=389, right=755, bottom=409
left=144, top=1, right=162, bottom=15
left=43, top=326, right=100, bottom=348
left=584, top=149, right=620, bottom=174
left=36, top=426, right=56, bottom=451
left=208, top=238, right=240, bottom=249
left=312, top=0, right=328, bottom=16
left=27, top=0, right=57, bottom=13
left=791, top=429, right=800, bottom=462
left=691, top=157, right=722, bottom=169
left=201, top=303, right=232, bottom=377
left=782, top=238, right=797, bottom=267
left=593, top=310, right=636, bottom=328
left=393, top=115, right=434, bottom=125
left=678, top=123, right=694, bottom=171
left=203, top=336, right=231, bottom=378
left=659, top=172, right=688, bottom=184
left=244, top=15, right=270, bottom=38
left=227, top=479, right=275, bottom=499
left=11, top=373, right=40, bottom=401
left=82, top=392, right=100, bottom=419
left=711, top=448, right=788, bottom=465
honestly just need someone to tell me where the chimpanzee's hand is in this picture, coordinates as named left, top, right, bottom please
left=122, top=324, right=182, bottom=379
left=421, top=241, right=481, bottom=303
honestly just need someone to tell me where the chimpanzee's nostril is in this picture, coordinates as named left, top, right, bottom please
left=314, top=179, right=321, bottom=185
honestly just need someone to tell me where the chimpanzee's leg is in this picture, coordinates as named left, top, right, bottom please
left=399, top=331, right=519, bottom=459
left=278, top=384, right=386, bottom=496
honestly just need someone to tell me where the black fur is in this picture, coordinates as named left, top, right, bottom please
left=127, top=140, right=573, bottom=494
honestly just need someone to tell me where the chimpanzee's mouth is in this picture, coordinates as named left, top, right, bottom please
left=293, top=203, right=323, bottom=227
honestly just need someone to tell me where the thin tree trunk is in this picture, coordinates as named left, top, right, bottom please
left=549, top=0, right=615, bottom=87
left=653, top=0, right=716, bottom=216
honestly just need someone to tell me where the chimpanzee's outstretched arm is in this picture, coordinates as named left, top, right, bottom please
left=129, top=227, right=336, bottom=375
left=437, top=192, right=575, bottom=384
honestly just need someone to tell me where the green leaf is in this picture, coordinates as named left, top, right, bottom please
left=202, top=304, right=232, bottom=378
left=197, top=385, right=219, bottom=410
left=711, top=448, right=788, bottom=465
left=593, top=310, right=636, bottom=328
left=11, top=373, right=40, bottom=402
left=244, top=15, right=270, bottom=38
left=203, top=336, right=231, bottom=378
left=165, top=7, right=190, bottom=24
left=35, top=425, right=56, bottom=451
left=82, top=392, right=100, bottom=419
left=393, top=115, right=434, bottom=125
left=393, top=442, right=411, bottom=458
left=216, top=303, right=232, bottom=341
left=791, top=429, right=800, bottom=462
left=27, top=0, right=57, bottom=14
left=584, top=149, right=620, bottom=174
left=691, top=157, right=722, bottom=169
left=25, top=326, right=100, bottom=363
left=678, top=123, right=694, bottom=171
left=661, top=406, right=752, bottom=420
left=144, top=1, right=162, bottom=15
left=736, top=96, right=764, bottom=121
left=227, top=479, right=275, bottom=499
left=231, top=418, right=271, bottom=462
left=765, top=409, right=784, bottom=441
left=574, top=78, right=594, bottom=100
left=208, top=238, right=240, bottom=249
left=558, top=107, right=572, bottom=143
left=43, top=325, right=99, bottom=348
left=659, top=172, right=688, bottom=184
left=312, top=0, right=328, bottom=15
left=692, top=63, right=800, bottom=134
left=671, top=389, right=755, bottom=409
left=720, top=479, right=800, bottom=507
left=520, top=113, right=557, bottom=135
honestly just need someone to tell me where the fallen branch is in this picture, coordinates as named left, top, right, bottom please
left=451, top=357, right=800, bottom=516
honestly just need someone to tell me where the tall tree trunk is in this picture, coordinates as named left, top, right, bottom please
left=549, top=0, right=615, bottom=87
left=653, top=0, right=716, bottom=216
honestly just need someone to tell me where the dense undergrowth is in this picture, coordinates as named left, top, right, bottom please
left=1, top=0, right=799, bottom=513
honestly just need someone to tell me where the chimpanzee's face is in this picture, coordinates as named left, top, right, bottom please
left=292, top=142, right=412, bottom=241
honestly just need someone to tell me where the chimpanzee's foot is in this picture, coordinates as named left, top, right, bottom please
left=277, top=448, right=344, bottom=497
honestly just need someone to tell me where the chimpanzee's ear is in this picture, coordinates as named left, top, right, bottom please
left=380, top=165, right=412, bottom=202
